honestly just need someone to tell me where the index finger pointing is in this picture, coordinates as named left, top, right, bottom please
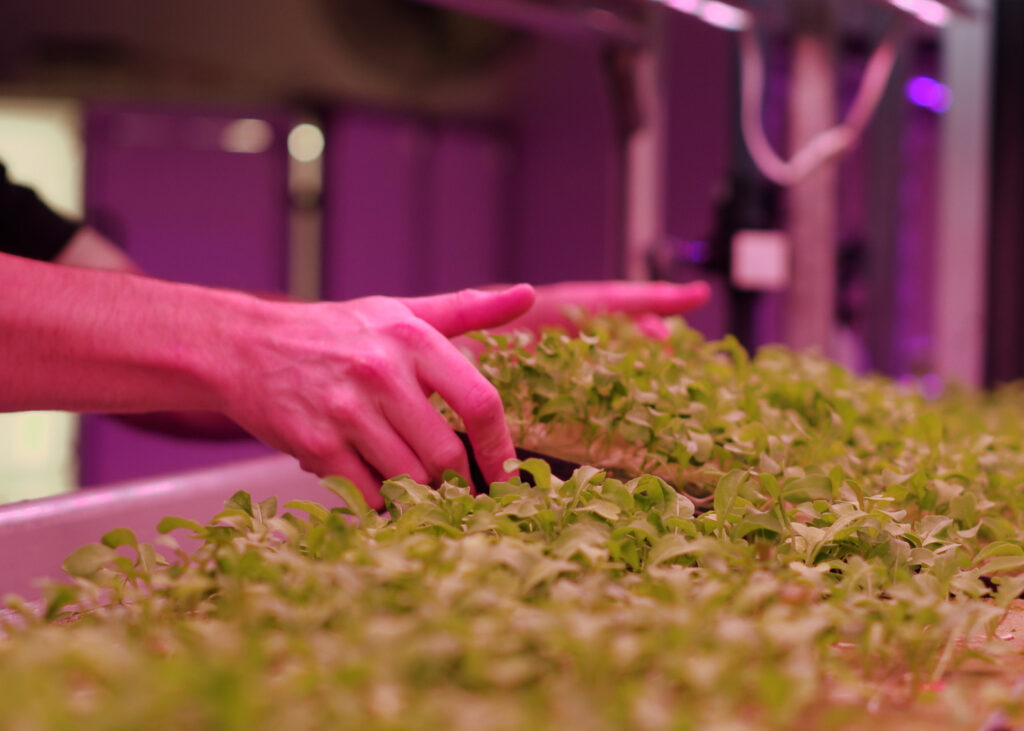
left=400, top=284, right=536, bottom=337
left=554, top=280, right=712, bottom=316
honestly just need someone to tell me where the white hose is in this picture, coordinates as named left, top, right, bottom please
left=738, top=21, right=905, bottom=187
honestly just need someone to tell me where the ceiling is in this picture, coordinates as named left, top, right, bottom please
left=0, top=0, right=966, bottom=113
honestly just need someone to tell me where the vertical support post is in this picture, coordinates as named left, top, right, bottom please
left=986, top=0, right=1024, bottom=384
left=623, top=7, right=668, bottom=281
left=864, top=20, right=908, bottom=376
left=784, top=0, right=839, bottom=351
left=933, top=0, right=993, bottom=387
left=287, top=115, right=325, bottom=301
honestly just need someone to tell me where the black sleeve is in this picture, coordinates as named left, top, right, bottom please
left=0, top=163, right=82, bottom=261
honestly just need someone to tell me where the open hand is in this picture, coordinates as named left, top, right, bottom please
left=220, top=285, right=535, bottom=508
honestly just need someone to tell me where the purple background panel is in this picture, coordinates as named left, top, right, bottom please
left=507, top=40, right=620, bottom=284
left=79, top=104, right=290, bottom=486
left=322, top=111, right=429, bottom=300
left=425, top=126, right=510, bottom=293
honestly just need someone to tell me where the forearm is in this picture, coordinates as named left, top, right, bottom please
left=0, top=252, right=253, bottom=415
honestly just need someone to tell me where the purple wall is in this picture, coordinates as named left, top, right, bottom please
left=665, top=14, right=733, bottom=243
left=80, top=104, right=289, bottom=486
left=321, top=111, right=511, bottom=300
left=505, top=39, right=621, bottom=284
left=664, top=13, right=733, bottom=340
left=323, top=112, right=428, bottom=299
left=427, top=128, right=510, bottom=292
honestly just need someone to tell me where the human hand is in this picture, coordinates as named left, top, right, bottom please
left=220, top=285, right=536, bottom=508
left=496, top=280, right=711, bottom=339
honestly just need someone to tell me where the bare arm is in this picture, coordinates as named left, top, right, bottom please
left=52, top=227, right=248, bottom=438
left=1, top=251, right=535, bottom=506
left=0, top=251, right=241, bottom=414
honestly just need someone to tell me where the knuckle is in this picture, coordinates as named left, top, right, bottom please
left=385, top=318, right=431, bottom=347
left=446, top=291, right=474, bottom=331
left=462, top=380, right=504, bottom=420
left=327, top=392, right=362, bottom=423
left=427, top=440, right=467, bottom=475
left=298, top=432, right=336, bottom=464
left=346, top=350, right=390, bottom=385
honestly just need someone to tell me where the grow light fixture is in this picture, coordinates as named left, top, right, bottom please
left=645, top=0, right=970, bottom=185
left=889, top=0, right=952, bottom=27
left=650, top=0, right=751, bottom=31
left=905, top=75, right=953, bottom=113
left=650, top=0, right=971, bottom=30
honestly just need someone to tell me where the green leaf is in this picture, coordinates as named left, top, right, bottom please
left=226, top=490, right=253, bottom=516
left=41, top=583, right=79, bottom=621
left=992, top=575, right=1024, bottom=607
left=258, top=496, right=278, bottom=520
left=323, top=476, right=372, bottom=519
left=713, top=470, right=747, bottom=524
left=759, top=472, right=781, bottom=501
left=157, top=516, right=204, bottom=535
left=283, top=500, right=330, bottom=523
left=974, top=541, right=1024, bottom=563
left=690, top=432, right=714, bottom=463
left=62, top=543, right=120, bottom=577
left=733, top=511, right=783, bottom=539
left=523, top=558, right=579, bottom=591
left=516, top=459, right=554, bottom=492
left=980, top=556, right=1024, bottom=574
left=380, top=476, right=436, bottom=508
left=138, top=543, right=159, bottom=574
left=646, top=534, right=706, bottom=567
left=101, top=527, right=138, bottom=550
left=575, top=499, right=622, bottom=523
left=783, top=476, right=833, bottom=503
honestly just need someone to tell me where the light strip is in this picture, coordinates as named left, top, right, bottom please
left=914, top=0, right=952, bottom=27
left=653, top=0, right=751, bottom=32
left=700, top=1, right=751, bottom=31
left=889, top=0, right=952, bottom=27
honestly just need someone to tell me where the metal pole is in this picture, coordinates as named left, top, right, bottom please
left=933, top=0, right=993, bottom=387
left=623, top=6, right=668, bottom=281
left=864, top=20, right=908, bottom=376
left=784, top=0, right=839, bottom=352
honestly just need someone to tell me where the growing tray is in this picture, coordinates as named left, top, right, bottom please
left=0, top=455, right=326, bottom=600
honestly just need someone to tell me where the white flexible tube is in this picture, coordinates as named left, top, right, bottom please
left=739, top=21, right=905, bottom=187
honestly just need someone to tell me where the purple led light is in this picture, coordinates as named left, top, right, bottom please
left=670, top=239, right=711, bottom=265
left=905, top=76, right=953, bottom=113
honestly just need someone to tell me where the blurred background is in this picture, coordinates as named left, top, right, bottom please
left=0, top=0, right=1019, bottom=502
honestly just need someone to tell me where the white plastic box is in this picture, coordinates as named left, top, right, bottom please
left=0, top=456, right=328, bottom=600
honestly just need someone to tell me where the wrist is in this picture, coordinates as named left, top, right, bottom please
left=181, top=286, right=278, bottom=415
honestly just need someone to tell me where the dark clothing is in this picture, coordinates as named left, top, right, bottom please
left=0, top=163, right=80, bottom=261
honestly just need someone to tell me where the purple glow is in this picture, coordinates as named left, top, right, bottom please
left=915, top=0, right=951, bottom=27
left=664, top=0, right=700, bottom=13
left=669, top=239, right=711, bottom=265
left=905, top=76, right=952, bottom=113
left=700, top=1, right=750, bottom=31
left=889, top=0, right=951, bottom=27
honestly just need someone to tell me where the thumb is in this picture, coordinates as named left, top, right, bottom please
left=401, top=284, right=536, bottom=337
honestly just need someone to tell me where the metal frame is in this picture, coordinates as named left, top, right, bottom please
left=933, top=0, right=993, bottom=386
